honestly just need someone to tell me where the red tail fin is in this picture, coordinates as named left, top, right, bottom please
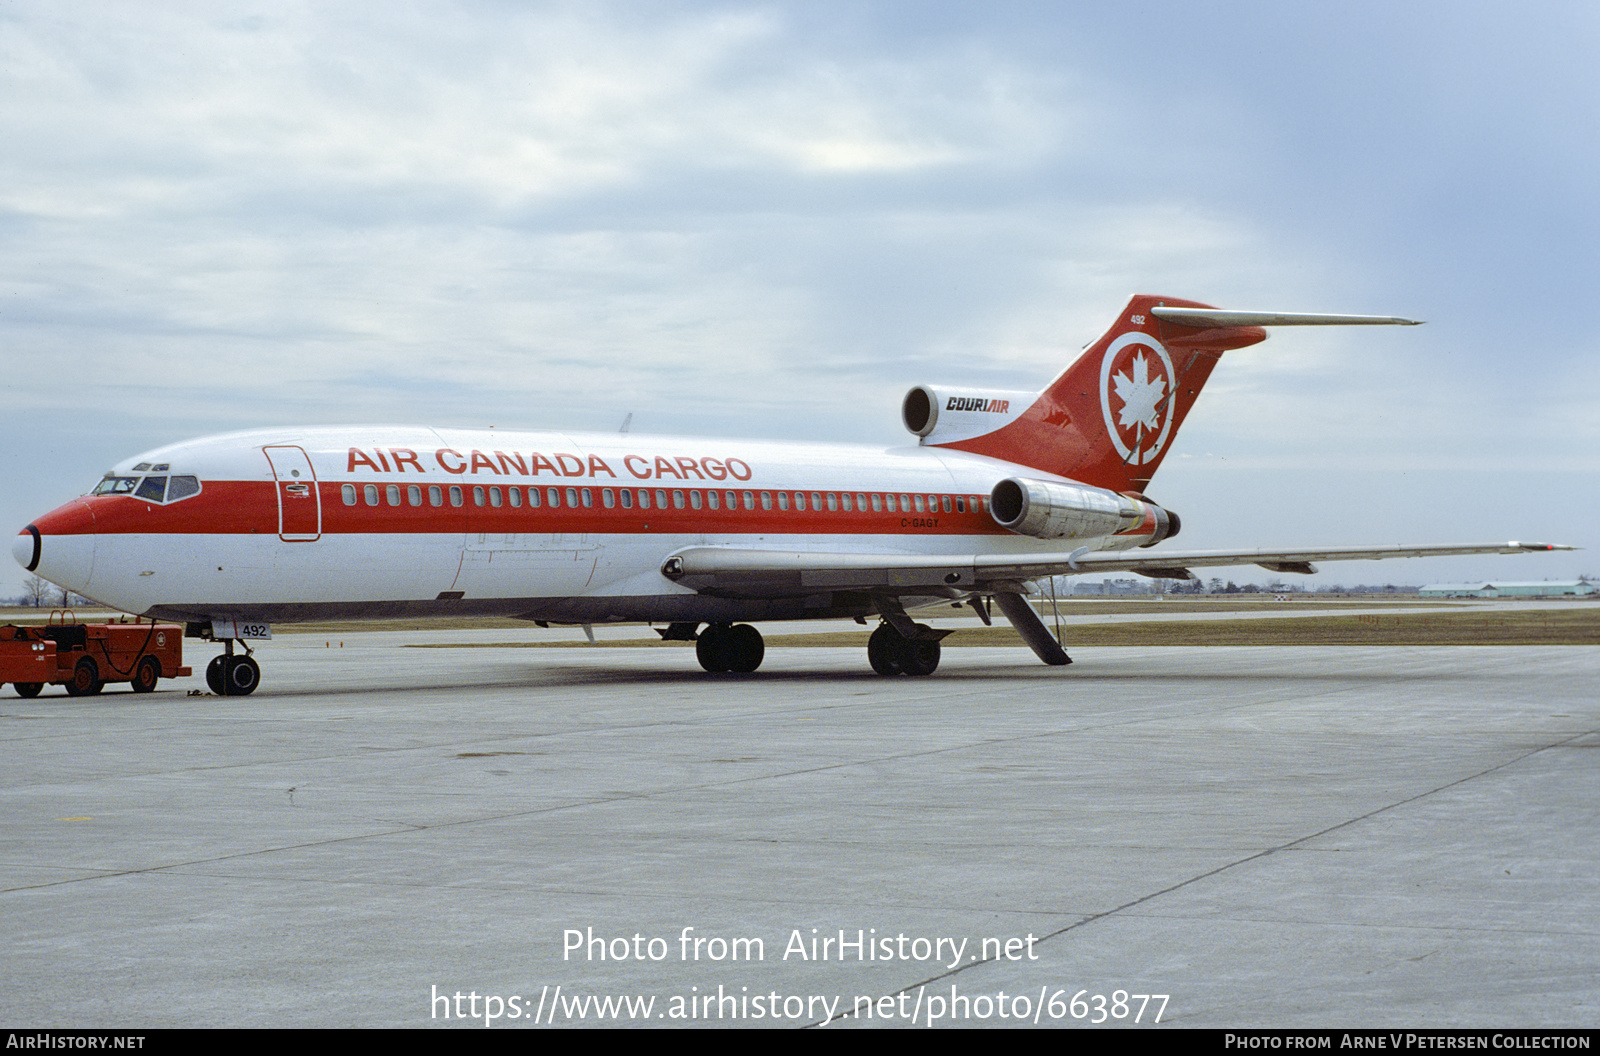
left=933, top=295, right=1267, bottom=493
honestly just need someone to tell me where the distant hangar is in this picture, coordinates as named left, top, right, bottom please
left=1419, top=580, right=1595, bottom=598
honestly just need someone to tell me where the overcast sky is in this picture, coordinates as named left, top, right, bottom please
left=4, top=0, right=1596, bottom=595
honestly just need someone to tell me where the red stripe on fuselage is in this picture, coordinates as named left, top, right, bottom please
left=35, top=481, right=1016, bottom=538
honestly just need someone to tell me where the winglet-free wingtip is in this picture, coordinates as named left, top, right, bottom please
left=1508, top=541, right=1579, bottom=552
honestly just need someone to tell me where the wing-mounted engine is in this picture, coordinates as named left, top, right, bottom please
left=902, top=385, right=1036, bottom=445
left=990, top=476, right=1180, bottom=548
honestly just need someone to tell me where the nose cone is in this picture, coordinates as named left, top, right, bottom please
left=12, top=527, right=39, bottom=571
left=21, top=499, right=97, bottom=594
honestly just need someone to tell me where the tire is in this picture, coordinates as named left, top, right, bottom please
left=223, top=655, right=260, bottom=696
left=131, top=656, right=160, bottom=693
left=14, top=682, right=44, bottom=698
left=64, top=657, right=101, bottom=697
left=725, top=624, right=765, bottom=673
left=696, top=625, right=731, bottom=673
left=900, top=626, right=941, bottom=677
left=867, top=625, right=904, bottom=676
left=206, top=655, right=226, bottom=695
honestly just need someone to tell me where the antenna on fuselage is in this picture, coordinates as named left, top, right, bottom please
left=618, top=413, right=633, bottom=434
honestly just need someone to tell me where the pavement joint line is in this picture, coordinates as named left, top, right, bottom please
left=9, top=666, right=1569, bottom=899
left=816, top=725, right=1599, bottom=1027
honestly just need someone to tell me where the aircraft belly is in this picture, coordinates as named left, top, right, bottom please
left=98, top=527, right=1071, bottom=623
left=92, top=533, right=465, bottom=616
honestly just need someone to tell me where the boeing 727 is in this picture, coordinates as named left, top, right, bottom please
left=12, top=295, right=1569, bottom=694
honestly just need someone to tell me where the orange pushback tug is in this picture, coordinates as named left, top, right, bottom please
left=0, top=611, right=190, bottom=697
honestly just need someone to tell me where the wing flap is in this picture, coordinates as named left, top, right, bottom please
left=661, top=542, right=1573, bottom=597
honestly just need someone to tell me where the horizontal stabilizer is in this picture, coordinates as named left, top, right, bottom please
left=1149, top=307, right=1423, bottom=327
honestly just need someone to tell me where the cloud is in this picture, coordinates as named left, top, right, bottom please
left=2, top=1, right=1595, bottom=592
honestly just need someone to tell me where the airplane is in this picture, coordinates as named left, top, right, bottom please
left=11, top=294, right=1571, bottom=695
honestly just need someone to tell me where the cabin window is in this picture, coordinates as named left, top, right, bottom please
left=408, top=485, right=423, bottom=507
left=428, top=485, right=442, bottom=507
left=635, top=489, right=648, bottom=510
left=913, top=495, right=925, bottom=513
left=527, top=487, right=541, bottom=508
left=490, top=487, right=503, bottom=508
left=826, top=493, right=838, bottom=512
left=792, top=492, right=805, bottom=511
left=565, top=487, right=579, bottom=508
left=760, top=491, right=772, bottom=511
left=777, top=492, right=789, bottom=511
left=449, top=486, right=463, bottom=507
left=547, top=487, right=561, bottom=508
left=942, top=495, right=952, bottom=513
left=620, top=489, right=633, bottom=509
left=655, top=489, right=668, bottom=509
left=342, top=484, right=357, bottom=506
left=871, top=493, right=883, bottom=512
left=472, top=487, right=485, bottom=507
left=743, top=491, right=755, bottom=511
left=364, top=484, right=379, bottom=506
left=690, top=490, right=703, bottom=510
left=387, top=484, right=401, bottom=506
left=672, top=490, right=685, bottom=510
left=706, top=490, right=719, bottom=510
left=955, top=497, right=966, bottom=513
left=725, top=490, right=738, bottom=509
left=508, top=487, right=522, bottom=508
left=581, top=488, right=593, bottom=508
left=602, top=489, right=615, bottom=508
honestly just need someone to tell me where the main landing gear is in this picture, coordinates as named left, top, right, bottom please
left=205, top=639, right=260, bottom=696
left=867, top=623, right=942, bottom=677
left=695, top=623, right=766, bottom=673
left=690, top=618, right=948, bottom=677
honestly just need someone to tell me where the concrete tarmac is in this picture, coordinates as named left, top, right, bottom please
left=1, top=632, right=1595, bottom=1029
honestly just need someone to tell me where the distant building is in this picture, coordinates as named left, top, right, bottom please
left=1419, top=581, right=1595, bottom=598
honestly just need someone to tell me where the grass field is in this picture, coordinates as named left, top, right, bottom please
left=6, top=601, right=1597, bottom=647
left=398, top=604, right=1600, bottom=648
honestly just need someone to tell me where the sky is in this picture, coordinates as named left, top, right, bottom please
left=3, top=0, right=1596, bottom=596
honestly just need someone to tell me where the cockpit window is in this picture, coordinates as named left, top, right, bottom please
left=92, top=473, right=202, bottom=504
left=167, top=476, right=201, bottom=502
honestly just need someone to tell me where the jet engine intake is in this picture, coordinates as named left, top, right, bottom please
left=902, top=385, right=1035, bottom=443
left=990, top=477, right=1179, bottom=546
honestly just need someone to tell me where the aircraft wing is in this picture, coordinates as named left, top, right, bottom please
left=661, top=541, right=1574, bottom=597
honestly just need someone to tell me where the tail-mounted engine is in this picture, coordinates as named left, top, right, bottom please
left=990, top=477, right=1180, bottom=547
left=903, top=385, right=1036, bottom=445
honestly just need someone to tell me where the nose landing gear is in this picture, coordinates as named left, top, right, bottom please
left=205, top=639, right=261, bottom=696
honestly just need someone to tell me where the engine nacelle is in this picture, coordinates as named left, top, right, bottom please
left=903, top=385, right=1035, bottom=444
left=990, top=477, right=1180, bottom=547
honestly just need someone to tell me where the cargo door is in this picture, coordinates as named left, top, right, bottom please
left=262, top=445, right=322, bottom=541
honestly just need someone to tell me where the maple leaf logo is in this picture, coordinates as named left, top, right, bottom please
left=1098, top=332, right=1177, bottom=467
left=1112, top=351, right=1167, bottom=437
